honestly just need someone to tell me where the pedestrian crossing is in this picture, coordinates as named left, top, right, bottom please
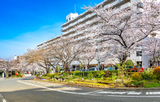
left=18, top=80, right=81, bottom=91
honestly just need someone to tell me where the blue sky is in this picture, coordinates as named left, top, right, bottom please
left=0, top=0, right=103, bottom=58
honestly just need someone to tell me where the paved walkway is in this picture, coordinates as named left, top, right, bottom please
left=0, top=78, right=5, bottom=80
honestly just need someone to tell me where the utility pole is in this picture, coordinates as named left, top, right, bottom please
left=97, top=34, right=100, bottom=70
left=97, top=17, right=100, bottom=70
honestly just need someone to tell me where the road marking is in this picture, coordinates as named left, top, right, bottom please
left=2, top=99, right=6, bottom=102
left=127, top=91, right=142, bottom=95
left=98, top=91, right=127, bottom=94
left=18, top=80, right=81, bottom=92
left=17, top=80, right=160, bottom=98
left=146, top=92, right=160, bottom=95
left=98, top=91, right=141, bottom=95
left=107, top=95, right=160, bottom=97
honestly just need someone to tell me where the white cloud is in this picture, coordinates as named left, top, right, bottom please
left=0, top=22, right=63, bottom=58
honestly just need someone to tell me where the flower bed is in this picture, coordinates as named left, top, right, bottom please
left=35, top=68, right=160, bottom=89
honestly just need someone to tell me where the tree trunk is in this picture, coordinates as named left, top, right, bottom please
left=6, top=70, right=9, bottom=78
left=118, top=53, right=128, bottom=80
left=87, top=63, right=89, bottom=70
left=120, top=53, right=128, bottom=66
left=46, top=68, right=50, bottom=74
left=153, top=51, right=156, bottom=67
left=64, top=65, right=69, bottom=72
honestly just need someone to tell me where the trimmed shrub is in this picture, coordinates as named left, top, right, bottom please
left=41, top=74, right=47, bottom=77
left=109, top=70, right=118, bottom=74
left=73, top=71, right=82, bottom=77
left=63, top=72, right=68, bottom=77
left=98, top=71, right=105, bottom=78
left=87, top=73, right=94, bottom=79
left=153, top=67, right=160, bottom=74
left=131, top=73, right=142, bottom=81
left=93, top=71, right=99, bottom=78
left=153, top=67, right=160, bottom=80
left=105, top=71, right=110, bottom=77
left=154, top=67, right=160, bottom=74
left=47, top=73, right=54, bottom=78
left=142, top=68, right=155, bottom=80
left=71, top=70, right=118, bottom=78
left=36, top=74, right=40, bottom=79
left=128, top=80, right=143, bottom=87
left=143, top=82, right=160, bottom=88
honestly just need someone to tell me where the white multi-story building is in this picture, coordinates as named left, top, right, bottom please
left=37, top=0, right=153, bottom=69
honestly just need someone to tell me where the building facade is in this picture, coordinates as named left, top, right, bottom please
left=37, top=0, right=152, bottom=69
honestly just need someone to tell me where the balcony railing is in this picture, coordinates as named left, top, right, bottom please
left=62, top=13, right=96, bottom=31
left=120, top=2, right=130, bottom=10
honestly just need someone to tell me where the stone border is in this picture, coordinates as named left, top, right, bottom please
left=108, top=87, right=160, bottom=90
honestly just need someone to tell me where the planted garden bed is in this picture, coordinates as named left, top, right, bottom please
left=35, top=67, right=160, bottom=89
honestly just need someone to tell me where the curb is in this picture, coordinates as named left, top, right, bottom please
left=0, top=93, right=6, bottom=102
left=104, top=87, right=160, bottom=91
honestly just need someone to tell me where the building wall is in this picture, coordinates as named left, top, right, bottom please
left=37, top=0, right=152, bottom=68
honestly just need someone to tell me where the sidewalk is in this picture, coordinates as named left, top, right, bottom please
left=0, top=78, right=5, bottom=81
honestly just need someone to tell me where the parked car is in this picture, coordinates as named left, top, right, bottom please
left=104, top=67, right=115, bottom=70
left=88, top=67, right=99, bottom=71
left=127, top=66, right=143, bottom=72
left=81, top=69, right=88, bottom=71
left=71, top=69, right=75, bottom=71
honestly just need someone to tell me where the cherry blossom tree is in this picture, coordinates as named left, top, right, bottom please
left=142, top=33, right=160, bottom=67
left=77, top=43, right=96, bottom=70
left=94, top=41, right=118, bottom=68
left=24, top=48, right=59, bottom=74
left=0, top=57, right=16, bottom=78
left=51, top=36, right=86, bottom=72
left=17, top=55, right=31, bottom=74
left=25, top=63, right=45, bottom=74
left=81, top=0, right=160, bottom=65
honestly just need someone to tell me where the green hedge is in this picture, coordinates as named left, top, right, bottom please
left=143, top=82, right=160, bottom=88
left=71, top=70, right=118, bottom=78
left=38, top=70, right=118, bottom=79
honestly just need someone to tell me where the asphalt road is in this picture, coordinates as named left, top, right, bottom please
left=0, top=77, right=160, bottom=102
